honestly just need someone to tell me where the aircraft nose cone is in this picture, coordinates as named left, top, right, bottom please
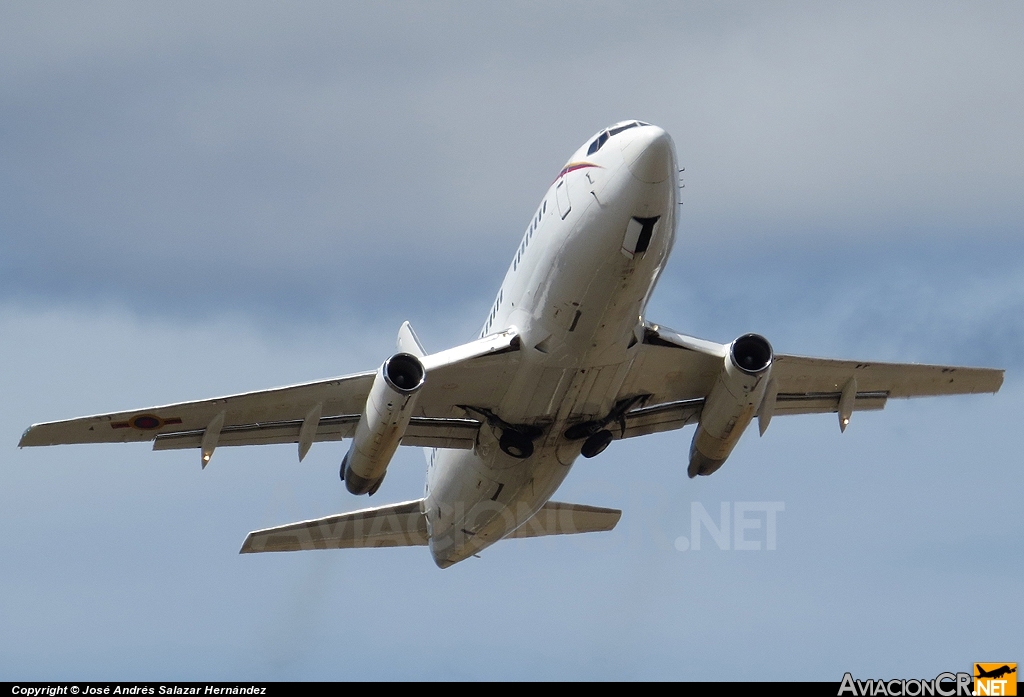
left=623, top=127, right=674, bottom=184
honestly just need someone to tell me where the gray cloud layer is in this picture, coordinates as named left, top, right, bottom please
left=3, top=2, right=1023, bottom=322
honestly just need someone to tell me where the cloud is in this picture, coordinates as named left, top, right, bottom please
left=2, top=3, right=1023, bottom=320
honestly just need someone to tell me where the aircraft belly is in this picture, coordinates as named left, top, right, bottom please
left=526, top=366, right=574, bottom=418
left=426, top=349, right=634, bottom=566
left=426, top=442, right=578, bottom=567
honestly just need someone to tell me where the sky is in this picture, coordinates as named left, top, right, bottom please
left=1, top=1, right=1021, bottom=681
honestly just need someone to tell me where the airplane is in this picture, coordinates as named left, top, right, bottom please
left=975, top=665, right=1016, bottom=680
left=19, top=121, right=1004, bottom=568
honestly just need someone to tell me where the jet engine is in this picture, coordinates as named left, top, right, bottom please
left=342, top=352, right=426, bottom=495
left=688, top=333, right=773, bottom=478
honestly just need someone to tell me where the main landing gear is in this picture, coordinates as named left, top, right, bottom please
left=459, top=394, right=650, bottom=461
left=564, top=394, right=649, bottom=459
left=579, top=429, right=613, bottom=458
left=499, top=430, right=535, bottom=459
left=459, top=405, right=543, bottom=460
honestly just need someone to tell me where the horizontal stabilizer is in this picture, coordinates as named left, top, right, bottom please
left=240, top=499, right=428, bottom=553
left=506, top=501, right=621, bottom=539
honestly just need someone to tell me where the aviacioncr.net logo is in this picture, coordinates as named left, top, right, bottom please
left=838, top=672, right=973, bottom=696
left=974, top=664, right=1017, bottom=696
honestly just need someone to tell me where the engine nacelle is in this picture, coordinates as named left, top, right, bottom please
left=688, top=333, right=773, bottom=478
left=342, top=352, right=426, bottom=495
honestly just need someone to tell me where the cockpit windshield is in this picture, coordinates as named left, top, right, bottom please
left=608, top=122, right=638, bottom=137
left=587, top=132, right=608, bottom=156
left=586, top=121, right=647, bottom=155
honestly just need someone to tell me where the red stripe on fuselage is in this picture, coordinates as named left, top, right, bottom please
left=554, top=162, right=601, bottom=183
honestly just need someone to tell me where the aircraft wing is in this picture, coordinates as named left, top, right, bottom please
left=19, top=329, right=522, bottom=454
left=18, top=371, right=377, bottom=448
left=613, top=323, right=1003, bottom=439
left=767, top=353, right=1003, bottom=415
left=618, top=324, right=726, bottom=405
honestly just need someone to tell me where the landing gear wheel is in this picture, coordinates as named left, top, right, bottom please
left=580, top=429, right=613, bottom=459
left=499, top=430, right=534, bottom=459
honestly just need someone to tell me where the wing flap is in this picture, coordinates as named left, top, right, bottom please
left=399, top=417, right=480, bottom=449
left=617, top=398, right=703, bottom=439
left=506, top=501, right=621, bottom=539
left=152, top=414, right=360, bottom=451
left=151, top=416, right=480, bottom=451
left=240, top=499, right=428, bottom=552
left=612, top=391, right=889, bottom=439
left=775, top=390, right=888, bottom=415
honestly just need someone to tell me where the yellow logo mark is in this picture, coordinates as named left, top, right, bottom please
left=974, top=664, right=1017, bottom=696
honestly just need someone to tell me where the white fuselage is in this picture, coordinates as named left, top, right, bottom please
left=425, top=123, right=678, bottom=567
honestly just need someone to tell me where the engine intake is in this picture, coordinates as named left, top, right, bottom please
left=688, top=334, right=773, bottom=478
left=731, top=333, right=773, bottom=374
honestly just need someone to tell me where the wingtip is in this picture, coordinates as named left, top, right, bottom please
left=18, top=425, right=35, bottom=448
